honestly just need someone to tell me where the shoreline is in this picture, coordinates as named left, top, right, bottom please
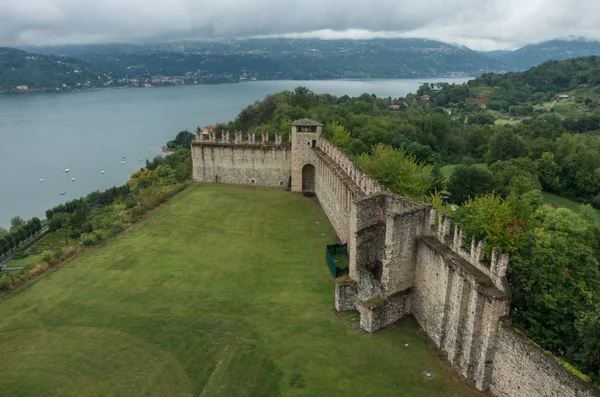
left=0, top=75, right=473, bottom=97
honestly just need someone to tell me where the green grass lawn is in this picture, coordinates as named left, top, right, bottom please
left=0, top=184, right=482, bottom=396
left=4, top=253, right=41, bottom=268
left=542, top=192, right=600, bottom=224
left=440, top=163, right=488, bottom=179
left=553, top=101, right=585, bottom=118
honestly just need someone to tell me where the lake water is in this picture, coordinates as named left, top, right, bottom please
left=0, top=77, right=469, bottom=227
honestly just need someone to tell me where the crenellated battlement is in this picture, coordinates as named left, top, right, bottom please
left=425, top=208, right=510, bottom=294
left=193, top=130, right=288, bottom=146
left=317, top=136, right=384, bottom=196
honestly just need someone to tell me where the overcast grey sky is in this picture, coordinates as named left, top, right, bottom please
left=0, top=0, right=599, bottom=50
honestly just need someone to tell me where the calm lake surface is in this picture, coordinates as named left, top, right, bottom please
left=0, top=78, right=469, bottom=227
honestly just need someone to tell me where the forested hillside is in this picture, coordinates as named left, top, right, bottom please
left=214, top=59, right=600, bottom=384
left=489, top=39, right=600, bottom=70
left=6, top=39, right=600, bottom=92
left=419, top=56, right=600, bottom=110
left=0, top=47, right=106, bottom=93
left=414, top=56, right=600, bottom=204
left=25, top=38, right=503, bottom=79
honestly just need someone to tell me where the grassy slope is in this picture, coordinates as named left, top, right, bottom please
left=542, top=191, right=600, bottom=224
left=0, top=184, right=482, bottom=397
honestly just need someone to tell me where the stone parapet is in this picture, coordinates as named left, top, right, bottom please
left=425, top=209, right=510, bottom=294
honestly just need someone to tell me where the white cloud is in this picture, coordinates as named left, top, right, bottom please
left=0, top=0, right=598, bottom=49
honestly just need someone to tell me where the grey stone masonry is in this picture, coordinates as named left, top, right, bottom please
left=191, top=132, right=291, bottom=187
left=190, top=119, right=600, bottom=397
left=490, top=319, right=600, bottom=397
left=335, top=279, right=358, bottom=312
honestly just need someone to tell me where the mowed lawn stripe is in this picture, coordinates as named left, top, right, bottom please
left=0, top=184, right=483, bottom=396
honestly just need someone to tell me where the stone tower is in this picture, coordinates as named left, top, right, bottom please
left=290, top=119, right=322, bottom=193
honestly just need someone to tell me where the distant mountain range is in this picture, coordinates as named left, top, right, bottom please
left=2, top=38, right=600, bottom=93
left=482, top=39, right=600, bottom=70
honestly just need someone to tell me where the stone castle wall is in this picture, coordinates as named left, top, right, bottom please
left=191, top=120, right=600, bottom=397
left=313, top=137, right=384, bottom=243
left=192, top=131, right=291, bottom=187
left=490, top=321, right=599, bottom=397
left=412, top=210, right=511, bottom=389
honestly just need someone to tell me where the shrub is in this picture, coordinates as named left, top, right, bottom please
left=29, top=262, right=49, bottom=277
left=592, top=194, right=600, bottom=210
left=40, top=250, right=56, bottom=263
left=79, top=232, right=101, bottom=247
left=107, top=221, right=124, bottom=237
left=60, top=246, right=77, bottom=260
left=11, top=250, right=29, bottom=260
left=0, top=275, right=10, bottom=292
left=355, top=144, right=439, bottom=199
left=453, top=194, right=528, bottom=254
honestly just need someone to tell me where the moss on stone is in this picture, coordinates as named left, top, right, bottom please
left=366, top=296, right=385, bottom=306
left=336, top=275, right=355, bottom=284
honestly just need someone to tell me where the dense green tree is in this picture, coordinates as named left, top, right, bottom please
left=510, top=206, right=600, bottom=355
left=145, top=156, right=165, bottom=171
left=535, top=152, right=561, bottom=192
left=49, top=213, right=72, bottom=232
left=553, top=134, right=600, bottom=200
left=447, top=166, right=496, bottom=204
left=326, top=122, right=352, bottom=151
left=355, top=144, right=438, bottom=199
left=9, top=216, right=24, bottom=231
left=485, top=128, right=525, bottom=164
left=489, top=158, right=541, bottom=196
left=347, top=139, right=368, bottom=156
left=576, top=308, right=600, bottom=383
left=173, top=130, right=194, bottom=148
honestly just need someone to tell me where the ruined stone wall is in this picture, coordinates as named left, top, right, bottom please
left=191, top=143, right=291, bottom=187
left=490, top=322, right=600, bottom=397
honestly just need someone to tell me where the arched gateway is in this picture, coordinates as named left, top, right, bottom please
left=301, top=164, right=315, bottom=193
